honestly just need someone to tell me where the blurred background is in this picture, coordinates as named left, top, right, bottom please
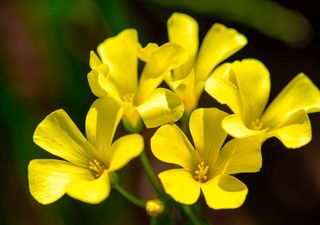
left=0, top=0, right=320, bottom=225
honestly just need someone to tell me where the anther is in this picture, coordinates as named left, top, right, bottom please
left=194, top=161, right=209, bottom=183
left=122, top=92, right=135, bottom=103
left=251, top=119, right=263, bottom=130
left=89, top=160, right=105, bottom=177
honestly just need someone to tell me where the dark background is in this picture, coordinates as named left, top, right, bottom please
left=1, top=0, right=320, bottom=225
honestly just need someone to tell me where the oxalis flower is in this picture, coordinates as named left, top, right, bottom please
left=151, top=108, right=261, bottom=209
left=88, top=29, right=187, bottom=132
left=164, top=12, right=247, bottom=114
left=28, top=97, right=143, bottom=204
left=205, top=59, right=320, bottom=148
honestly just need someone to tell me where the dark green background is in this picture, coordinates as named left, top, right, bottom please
left=1, top=0, right=319, bottom=225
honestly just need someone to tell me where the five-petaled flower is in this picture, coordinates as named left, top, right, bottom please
left=151, top=108, right=262, bottom=209
left=88, top=29, right=187, bottom=132
left=28, top=97, right=144, bottom=204
left=205, top=59, right=320, bottom=148
left=164, top=13, right=247, bottom=114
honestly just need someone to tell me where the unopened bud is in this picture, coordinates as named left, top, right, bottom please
left=146, top=198, right=164, bottom=216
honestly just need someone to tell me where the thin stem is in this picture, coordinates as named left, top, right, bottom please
left=150, top=216, right=158, bottom=225
left=139, top=151, right=164, bottom=197
left=114, top=184, right=146, bottom=208
left=182, top=205, right=202, bottom=225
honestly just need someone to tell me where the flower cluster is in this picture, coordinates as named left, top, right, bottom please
left=28, top=12, right=320, bottom=219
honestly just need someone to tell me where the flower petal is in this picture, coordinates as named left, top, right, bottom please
left=66, top=170, right=110, bottom=204
left=87, top=70, right=108, bottom=97
left=159, top=169, right=201, bottom=204
left=222, top=114, right=266, bottom=138
left=137, top=88, right=184, bottom=128
left=201, top=175, right=248, bottom=209
left=138, top=43, right=159, bottom=62
left=189, top=108, right=228, bottom=165
left=108, top=134, right=144, bottom=171
left=136, top=43, right=187, bottom=104
left=195, top=23, right=247, bottom=82
left=262, top=73, right=320, bottom=128
left=264, top=110, right=311, bottom=148
left=205, top=63, right=241, bottom=115
left=231, top=59, right=271, bottom=124
left=33, top=110, right=93, bottom=167
left=87, top=71, right=122, bottom=102
left=214, top=138, right=262, bottom=175
left=167, top=12, right=199, bottom=79
left=28, top=159, right=93, bottom=205
left=151, top=124, right=198, bottom=170
left=166, top=69, right=198, bottom=113
left=97, top=29, right=139, bottom=94
left=85, top=97, right=123, bottom=162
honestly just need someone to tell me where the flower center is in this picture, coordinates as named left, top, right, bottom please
left=122, top=92, right=135, bottom=103
left=89, top=159, right=106, bottom=177
left=194, top=161, right=209, bottom=183
left=251, top=119, right=263, bottom=130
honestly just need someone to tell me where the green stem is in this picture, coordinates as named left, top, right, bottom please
left=182, top=205, right=202, bottom=225
left=139, top=151, right=164, bottom=197
left=150, top=216, right=158, bottom=225
left=114, top=184, right=146, bottom=208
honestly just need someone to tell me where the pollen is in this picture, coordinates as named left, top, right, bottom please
left=251, top=119, right=263, bottom=130
left=122, top=92, right=135, bottom=103
left=89, top=159, right=106, bottom=177
left=194, top=161, right=209, bottom=183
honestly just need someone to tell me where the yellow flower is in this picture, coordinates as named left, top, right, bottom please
left=165, top=13, right=247, bottom=114
left=28, top=97, right=144, bottom=204
left=88, top=29, right=187, bottom=131
left=151, top=108, right=261, bottom=209
left=205, top=59, right=320, bottom=148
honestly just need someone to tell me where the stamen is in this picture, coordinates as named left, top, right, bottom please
left=89, top=159, right=105, bottom=177
left=122, top=92, right=135, bottom=103
left=251, top=119, right=263, bottom=130
left=194, top=162, right=209, bottom=183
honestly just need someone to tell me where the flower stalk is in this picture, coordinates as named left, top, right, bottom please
left=114, top=184, right=146, bottom=208
left=139, top=151, right=164, bottom=197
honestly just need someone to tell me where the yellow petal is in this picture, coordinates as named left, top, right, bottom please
left=28, top=159, right=93, bottom=205
left=159, top=169, right=201, bottom=204
left=87, top=69, right=121, bottom=100
left=201, top=175, right=248, bottom=209
left=108, top=134, right=144, bottom=171
left=262, top=73, right=320, bottom=128
left=88, top=51, right=122, bottom=100
left=166, top=69, right=198, bottom=113
left=195, top=23, right=247, bottom=82
left=137, top=88, right=184, bottom=128
left=189, top=108, right=228, bottom=165
left=167, top=12, right=199, bottom=79
left=231, top=59, right=271, bottom=124
left=138, top=43, right=159, bottom=62
left=264, top=110, right=311, bottom=148
left=97, top=29, right=139, bottom=94
left=85, top=97, right=123, bottom=162
left=66, top=170, right=110, bottom=204
left=136, top=43, right=187, bottom=103
left=205, top=63, right=241, bottom=115
left=33, top=110, right=93, bottom=167
left=89, top=51, right=103, bottom=68
left=214, top=138, right=262, bottom=175
left=222, top=114, right=266, bottom=138
left=151, top=124, right=198, bottom=170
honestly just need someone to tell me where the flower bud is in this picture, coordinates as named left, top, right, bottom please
left=146, top=198, right=164, bottom=216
